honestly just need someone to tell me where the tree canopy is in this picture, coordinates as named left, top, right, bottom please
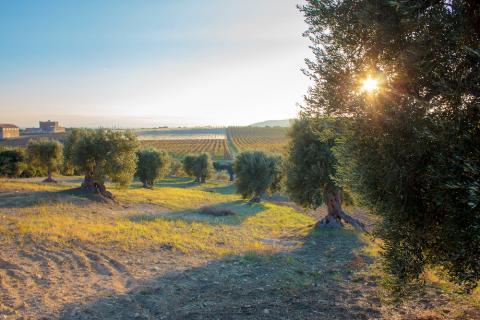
left=182, top=153, right=214, bottom=183
left=285, top=117, right=364, bottom=230
left=136, top=148, right=170, bottom=188
left=0, top=149, right=26, bottom=178
left=299, top=0, right=480, bottom=290
left=26, top=139, right=63, bottom=182
left=233, top=151, right=282, bottom=202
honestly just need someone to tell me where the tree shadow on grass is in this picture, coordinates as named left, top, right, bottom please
left=58, top=228, right=381, bottom=319
left=154, top=177, right=199, bottom=189
left=127, top=200, right=266, bottom=226
left=204, top=184, right=236, bottom=195
left=0, top=188, right=98, bottom=209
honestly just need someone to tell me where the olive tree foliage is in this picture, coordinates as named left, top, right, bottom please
left=0, top=149, right=26, bottom=178
left=285, top=118, right=365, bottom=230
left=213, top=161, right=235, bottom=181
left=26, top=139, right=63, bottom=182
left=136, top=149, right=170, bottom=188
left=299, top=0, right=480, bottom=290
left=169, top=158, right=185, bottom=177
left=233, top=151, right=282, bottom=203
left=182, top=153, right=214, bottom=183
left=64, top=128, right=138, bottom=198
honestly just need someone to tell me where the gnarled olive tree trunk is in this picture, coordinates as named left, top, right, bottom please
left=81, top=171, right=114, bottom=200
left=317, top=186, right=367, bottom=232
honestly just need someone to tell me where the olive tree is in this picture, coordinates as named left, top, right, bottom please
left=300, top=0, right=480, bottom=290
left=233, top=151, right=282, bottom=203
left=64, top=128, right=138, bottom=199
left=0, top=149, right=26, bottom=178
left=213, top=161, right=235, bottom=181
left=285, top=118, right=365, bottom=230
left=136, top=148, right=170, bottom=188
left=169, top=158, right=185, bottom=177
left=26, top=139, right=63, bottom=183
left=182, top=153, right=214, bottom=183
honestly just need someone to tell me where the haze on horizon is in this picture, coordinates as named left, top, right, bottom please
left=0, top=0, right=311, bottom=128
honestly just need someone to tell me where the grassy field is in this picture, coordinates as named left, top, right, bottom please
left=0, top=177, right=478, bottom=319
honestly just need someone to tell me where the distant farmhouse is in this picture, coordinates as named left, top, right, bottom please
left=0, top=124, right=20, bottom=139
left=25, top=120, right=66, bottom=134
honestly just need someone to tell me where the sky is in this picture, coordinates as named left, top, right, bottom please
left=0, top=0, right=312, bottom=128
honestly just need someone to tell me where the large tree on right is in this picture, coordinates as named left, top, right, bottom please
left=299, top=0, right=479, bottom=290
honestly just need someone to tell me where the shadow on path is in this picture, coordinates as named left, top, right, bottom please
left=59, top=229, right=381, bottom=319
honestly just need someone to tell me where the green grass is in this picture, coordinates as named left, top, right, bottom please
left=0, top=177, right=315, bottom=255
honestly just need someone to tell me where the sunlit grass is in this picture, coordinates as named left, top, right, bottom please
left=0, top=179, right=315, bottom=256
left=0, top=179, right=72, bottom=192
left=114, top=186, right=239, bottom=210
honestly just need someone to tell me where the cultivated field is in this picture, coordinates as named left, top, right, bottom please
left=227, top=127, right=289, bottom=154
left=0, top=132, right=67, bottom=148
left=135, top=126, right=290, bottom=159
left=136, top=128, right=226, bottom=140
left=140, top=139, right=231, bottom=160
left=0, top=127, right=290, bottom=160
left=0, top=177, right=478, bottom=319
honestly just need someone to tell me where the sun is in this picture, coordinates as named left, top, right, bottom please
left=361, top=76, right=379, bottom=93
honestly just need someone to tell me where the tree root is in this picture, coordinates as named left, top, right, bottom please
left=339, top=210, right=368, bottom=233
left=80, top=183, right=115, bottom=201
left=316, top=211, right=368, bottom=233
left=42, top=177, right=57, bottom=183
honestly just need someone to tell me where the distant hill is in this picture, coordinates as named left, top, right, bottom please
left=249, top=119, right=294, bottom=127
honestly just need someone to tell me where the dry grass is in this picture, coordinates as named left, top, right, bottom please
left=0, top=178, right=315, bottom=256
left=1, top=177, right=479, bottom=319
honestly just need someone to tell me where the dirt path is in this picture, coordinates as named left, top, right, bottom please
left=0, top=236, right=204, bottom=319
left=57, top=229, right=379, bottom=320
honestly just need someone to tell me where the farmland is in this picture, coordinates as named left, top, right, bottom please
left=136, top=126, right=290, bottom=159
left=0, top=127, right=290, bottom=160
left=140, top=139, right=231, bottom=160
left=135, top=127, right=226, bottom=140
left=227, top=127, right=289, bottom=154
left=0, top=132, right=67, bottom=148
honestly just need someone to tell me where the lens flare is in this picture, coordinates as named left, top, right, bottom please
left=361, top=76, right=379, bottom=93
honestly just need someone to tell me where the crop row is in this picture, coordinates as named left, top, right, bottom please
left=230, top=137, right=288, bottom=154
left=140, top=139, right=231, bottom=160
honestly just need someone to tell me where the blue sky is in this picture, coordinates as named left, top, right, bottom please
left=0, top=1, right=311, bottom=127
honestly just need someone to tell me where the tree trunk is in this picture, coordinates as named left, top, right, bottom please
left=316, top=186, right=367, bottom=232
left=43, top=166, right=57, bottom=183
left=317, top=187, right=343, bottom=228
left=249, top=192, right=262, bottom=203
left=81, top=173, right=115, bottom=200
